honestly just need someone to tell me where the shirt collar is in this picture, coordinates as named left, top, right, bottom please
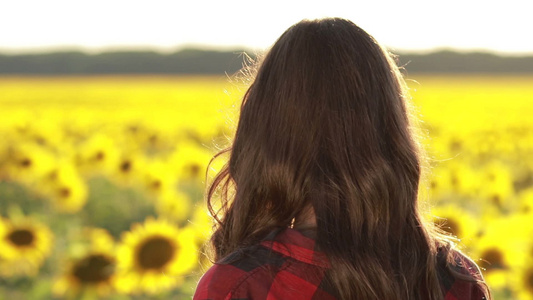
left=260, top=227, right=330, bottom=268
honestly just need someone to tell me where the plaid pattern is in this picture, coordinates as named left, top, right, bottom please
left=193, top=228, right=488, bottom=300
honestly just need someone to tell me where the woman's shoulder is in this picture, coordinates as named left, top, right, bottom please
left=436, top=246, right=490, bottom=300
left=193, top=261, right=249, bottom=300
left=193, top=245, right=316, bottom=300
left=193, top=228, right=335, bottom=300
left=449, top=248, right=485, bottom=280
left=193, top=243, right=287, bottom=299
left=437, top=246, right=484, bottom=280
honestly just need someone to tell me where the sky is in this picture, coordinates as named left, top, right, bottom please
left=1, top=0, right=532, bottom=55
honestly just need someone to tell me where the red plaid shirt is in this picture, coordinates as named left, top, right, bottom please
left=194, top=228, right=488, bottom=300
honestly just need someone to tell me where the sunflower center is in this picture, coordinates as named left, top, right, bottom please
left=491, top=194, right=502, bottom=208
left=94, top=151, right=105, bottom=161
left=480, top=248, right=505, bottom=271
left=20, top=158, right=32, bottom=168
left=445, top=218, right=461, bottom=237
left=450, top=174, right=459, bottom=189
left=450, top=140, right=462, bottom=152
left=72, top=254, right=115, bottom=283
left=525, top=268, right=533, bottom=293
left=430, top=180, right=437, bottom=190
left=435, top=218, right=461, bottom=237
left=137, top=237, right=175, bottom=270
left=151, top=180, right=162, bottom=190
left=8, top=229, right=35, bottom=246
left=189, top=164, right=201, bottom=178
left=120, top=160, right=132, bottom=173
left=48, top=170, right=58, bottom=181
left=59, top=187, right=71, bottom=198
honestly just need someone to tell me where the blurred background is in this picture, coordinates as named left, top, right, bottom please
left=0, top=0, right=532, bottom=299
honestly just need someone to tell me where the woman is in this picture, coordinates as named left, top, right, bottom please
left=194, top=18, right=491, bottom=300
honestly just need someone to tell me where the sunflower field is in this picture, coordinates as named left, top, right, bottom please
left=0, top=74, right=532, bottom=299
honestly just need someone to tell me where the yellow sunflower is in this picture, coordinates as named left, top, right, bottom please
left=519, top=187, right=533, bottom=215
left=514, top=264, right=533, bottom=300
left=510, top=239, right=533, bottom=300
left=75, top=133, right=120, bottom=177
left=54, top=228, right=117, bottom=298
left=154, top=189, right=191, bottom=222
left=446, top=161, right=480, bottom=198
left=109, top=151, right=147, bottom=188
left=115, top=217, right=198, bottom=295
left=429, top=203, right=481, bottom=248
left=134, top=124, right=175, bottom=152
left=475, top=242, right=509, bottom=288
left=426, top=165, right=452, bottom=200
left=0, top=216, right=54, bottom=277
left=168, top=142, right=213, bottom=183
left=470, top=215, right=528, bottom=289
left=121, top=122, right=152, bottom=149
left=426, top=133, right=454, bottom=160
left=4, top=142, right=56, bottom=185
left=190, top=205, right=214, bottom=242
left=0, top=137, right=9, bottom=177
left=38, top=160, right=88, bottom=213
left=478, top=161, right=515, bottom=212
left=189, top=205, right=216, bottom=270
left=141, top=159, right=178, bottom=198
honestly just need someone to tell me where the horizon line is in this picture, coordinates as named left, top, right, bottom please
left=0, top=44, right=532, bottom=57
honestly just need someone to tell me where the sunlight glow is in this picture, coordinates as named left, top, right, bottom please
left=1, top=0, right=531, bottom=54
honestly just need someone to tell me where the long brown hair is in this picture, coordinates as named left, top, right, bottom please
left=206, top=18, right=488, bottom=299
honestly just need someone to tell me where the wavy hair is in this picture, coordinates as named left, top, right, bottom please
left=206, top=18, right=490, bottom=299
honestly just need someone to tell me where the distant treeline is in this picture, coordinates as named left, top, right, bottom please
left=0, top=48, right=532, bottom=75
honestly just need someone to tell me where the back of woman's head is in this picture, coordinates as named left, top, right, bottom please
left=208, top=18, right=451, bottom=299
